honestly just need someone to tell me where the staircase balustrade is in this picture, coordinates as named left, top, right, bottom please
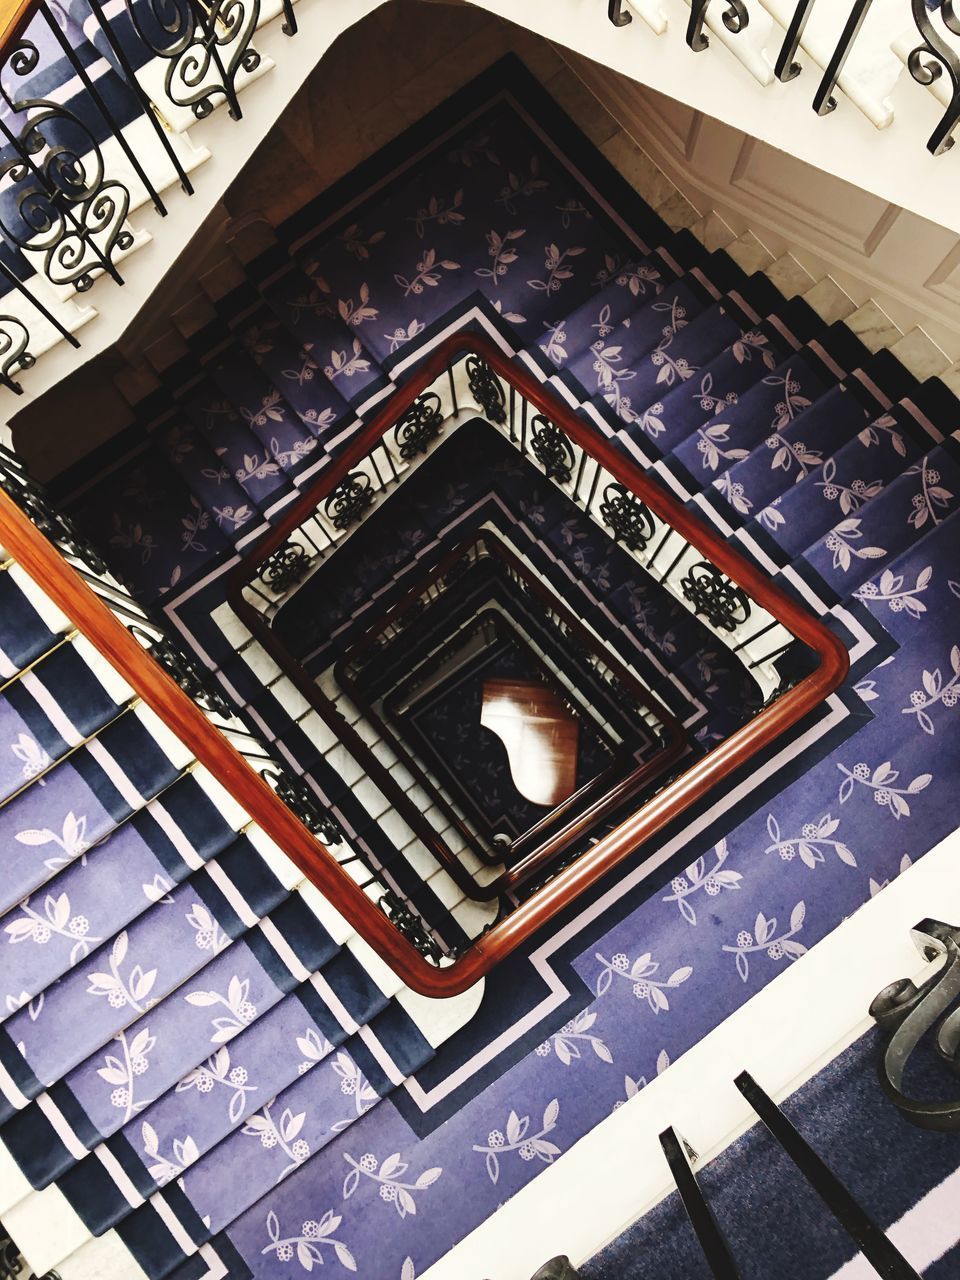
left=605, top=0, right=960, bottom=158
left=0, top=449, right=455, bottom=995
left=0, top=0, right=950, bottom=394
left=0, top=330, right=849, bottom=995
left=224, top=330, right=849, bottom=993
left=0, top=0, right=302, bottom=394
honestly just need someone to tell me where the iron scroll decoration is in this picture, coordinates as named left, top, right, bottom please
left=324, top=471, right=374, bottom=530
left=0, top=317, right=34, bottom=393
left=129, top=625, right=236, bottom=719
left=529, top=414, right=575, bottom=484
left=908, top=0, right=960, bottom=156
left=378, top=889, right=444, bottom=965
left=0, top=453, right=110, bottom=576
left=262, top=767, right=344, bottom=845
left=869, top=919, right=960, bottom=1131
left=680, top=561, right=751, bottom=632
left=393, top=390, right=444, bottom=459
left=686, top=0, right=749, bottom=52
left=680, top=563, right=757, bottom=632
left=259, top=540, right=313, bottom=594
left=123, top=0, right=261, bottom=123
left=465, top=353, right=507, bottom=424
left=599, top=482, right=656, bottom=555
left=0, top=39, right=133, bottom=293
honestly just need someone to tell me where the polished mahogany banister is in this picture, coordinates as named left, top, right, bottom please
left=224, top=331, right=849, bottom=994
left=232, top=332, right=849, bottom=668
left=0, top=486, right=450, bottom=995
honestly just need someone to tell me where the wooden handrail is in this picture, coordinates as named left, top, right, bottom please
left=0, top=487, right=446, bottom=995
left=0, top=331, right=849, bottom=999
left=0, top=0, right=38, bottom=54
left=225, top=332, right=849, bottom=995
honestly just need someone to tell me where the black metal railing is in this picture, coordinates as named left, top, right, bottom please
left=0, top=0, right=304, bottom=394
left=870, top=917, right=960, bottom=1130
left=608, top=0, right=960, bottom=158
left=238, top=348, right=803, bottom=701
left=0, top=442, right=383, bottom=887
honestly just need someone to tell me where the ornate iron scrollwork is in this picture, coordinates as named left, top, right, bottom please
left=679, top=561, right=751, bottom=632
left=686, top=0, right=749, bottom=52
left=259, top=541, right=313, bottom=594
left=124, top=0, right=261, bottom=122
left=133, top=626, right=235, bottom=718
left=908, top=0, right=960, bottom=156
left=870, top=919, right=960, bottom=1131
left=529, top=414, right=575, bottom=484
left=378, top=888, right=444, bottom=965
left=0, top=38, right=134, bottom=293
left=393, top=390, right=443, bottom=459
left=264, top=767, right=344, bottom=845
left=324, top=471, right=374, bottom=530
left=0, top=316, right=34, bottom=394
left=0, top=451, right=109, bottom=576
left=465, top=353, right=507, bottom=424
left=599, top=482, right=656, bottom=554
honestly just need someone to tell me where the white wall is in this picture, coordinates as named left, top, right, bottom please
left=566, top=52, right=960, bottom=361
left=468, top=0, right=960, bottom=238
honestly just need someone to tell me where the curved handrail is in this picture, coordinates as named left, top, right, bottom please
left=0, top=330, right=850, bottom=997
left=0, top=485, right=444, bottom=992
left=227, top=331, right=849, bottom=995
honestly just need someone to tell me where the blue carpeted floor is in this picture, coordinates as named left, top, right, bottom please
left=2, top=53, right=955, bottom=1278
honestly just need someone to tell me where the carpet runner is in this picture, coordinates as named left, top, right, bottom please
left=582, top=1028, right=960, bottom=1278
left=0, top=54, right=957, bottom=1279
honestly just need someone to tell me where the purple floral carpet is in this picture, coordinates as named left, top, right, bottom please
left=1, top=55, right=957, bottom=1279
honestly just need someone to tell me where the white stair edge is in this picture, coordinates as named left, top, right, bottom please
left=624, top=0, right=668, bottom=36
left=757, top=0, right=904, bottom=128
left=679, top=0, right=777, bottom=87
left=422, top=823, right=960, bottom=1280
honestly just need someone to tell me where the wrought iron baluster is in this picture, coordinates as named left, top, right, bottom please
left=378, top=888, right=444, bottom=965
left=258, top=539, right=314, bottom=594
left=735, top=1071, right=923, bottom=1279
left=0, top=255, right=81, bottom=358
left=529, top=413, right=575, bottom=484
left=599, top=481, right=656, bottom=554
left=775, top=0, right=816, bottom=81
left=0, top=310, right=34, bottom=394
left=0, top=39, right=132, bottom=292
left=40, top=1, right=166, bottom=217
left=124, top=0, right=260, bottom=123
left=659, top=1128, right=742, bottom=1278
left=191, top=0, right=247, bottom=121
left=0, top=445, right=110, bottom=573
left=680, top=561, right=751, bottom=632
left=85, top=0, right=195, bottom=196
left=261, top=766, right=344, bottom=844
left=324, top=470, right=374, bottom=530
left=687, top=0, right=749, bottom=52
left=608, top=0, right=632, bottom=26
left=870, top=919, right=960, bottom=1131
left=129, top=623, right=236, bottom=717
left=279, top=0, right=297, bottom=35
left=393, top=389, right=443, bottom=459
left=908, top=0, right=960, bottom=155
left=465, top=352, right=507, bottom=424
left=812, top=0, right=875, bottom=115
